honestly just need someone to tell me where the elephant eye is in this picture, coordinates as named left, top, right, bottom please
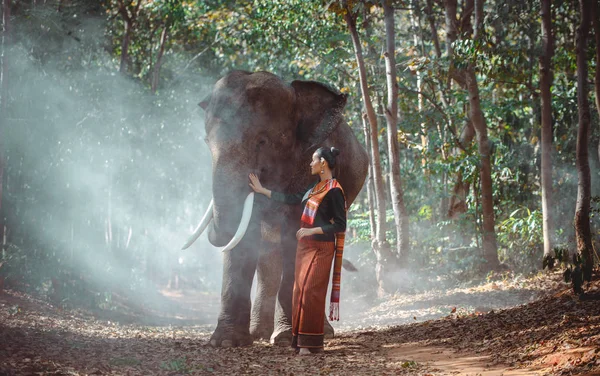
left=257, top=137, right=268, bottom=148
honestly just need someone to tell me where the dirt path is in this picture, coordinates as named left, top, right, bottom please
left=1, top=271, right=599, bottom=375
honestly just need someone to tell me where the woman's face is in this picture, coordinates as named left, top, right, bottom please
left=310, top=152, right=323, bottom=176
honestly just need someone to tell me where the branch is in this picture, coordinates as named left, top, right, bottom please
left=181, top=33, right=221, bottom=73
left=398, top=85, right=448, bottom=122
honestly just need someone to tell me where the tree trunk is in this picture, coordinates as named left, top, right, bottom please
left=574, top=0, right=593, bottom=282
left=444, top=0, right=475, bottom=220
left=466, top=0, right=500, bottom=270
left=342, top=2, right=396, bottom=294
left=1, top=0, right=9, bottom=112
left=447, top=120, right=475, bottom=218
left=362, top=113, right=377, bottom=241
left=540, top=0, right=555, bottom=268
left=592, top=0, right=600, bottom=164
left=382, top=0, right=410, bottom=262
left=120, top=19, right=132, bottom=74
left=151, top=23, right=170, bottom=94
left=445, top=0, right=457, bottom=57
left=118, top=0, right=141, bottom=74
left=425, top=0, right=442, bottom=58
left=1, top=0, right=10, bottom=267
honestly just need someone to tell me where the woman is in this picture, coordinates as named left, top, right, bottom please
left=249, top=146, right=346, bottom=355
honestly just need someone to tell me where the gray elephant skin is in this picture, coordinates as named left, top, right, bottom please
left=186, top=71, right=368, bottom=347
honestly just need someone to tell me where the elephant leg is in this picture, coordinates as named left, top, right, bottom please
left=271, top=229, right=297, bottom=345
left=249, top=243, right=282, bottom=340
left=210, top=239, right=259, bottom=348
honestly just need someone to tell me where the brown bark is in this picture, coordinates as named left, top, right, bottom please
left=383, top=0, right=410, bottom=262
left=117, top=0, right=141, bottom=74
left=119, top=20, right=132, bottom=73
left=445, top=0, right=475, bottom=219
left=540, top=0, right=555, bottom=267
left=466, top=0, right=500, bottom=270
left=447, top=120, right=475, bottom=219
left=362, top=113, right=377, bottom=241
left=1, top=0, right=9, bottom=112
left=592, top=0, right=600, bottom=163
left=574, top=0, right=593, bottom=282
left=342, top=1, right=396, bottom=294
left=151, top=23, right=170, bottom=94
left=1, top=0, right=10, bottom=262
left=445, top=0, right=457, bottom=57
left=425, top=0, right=442, bottom=58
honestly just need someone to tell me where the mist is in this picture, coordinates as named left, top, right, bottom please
left=2, top=1, right=596, bottom=338
left=2, top=8, right=224, bottom=325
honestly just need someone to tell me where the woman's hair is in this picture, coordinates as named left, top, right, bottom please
left=315, top=146, right=341, bottom=168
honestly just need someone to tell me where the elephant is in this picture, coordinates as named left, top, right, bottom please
left=183, top=71, right=368, bottom=347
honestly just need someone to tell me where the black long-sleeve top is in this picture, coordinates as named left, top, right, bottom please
left=271, top=180, right=346, bottom=242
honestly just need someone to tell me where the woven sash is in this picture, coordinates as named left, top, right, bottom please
left=299, top=179, right=346, bottom=321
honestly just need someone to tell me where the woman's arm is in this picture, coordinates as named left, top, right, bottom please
left=249, top=173, right=310, bottom=204
left=320, top=188, right=347, bottom=234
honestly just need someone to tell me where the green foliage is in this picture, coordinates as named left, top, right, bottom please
left=497, top=208, right=543, bottom=272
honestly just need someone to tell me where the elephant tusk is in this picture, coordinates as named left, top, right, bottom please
left=181, top=198, right=214, bottom=250
left=218, top=192, right=254, bottom=252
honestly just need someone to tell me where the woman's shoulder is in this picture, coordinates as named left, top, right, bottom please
left=325, top=185, right=345, bottom=199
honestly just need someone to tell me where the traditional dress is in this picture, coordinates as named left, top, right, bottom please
left=272, top=178, right=346, bottom=351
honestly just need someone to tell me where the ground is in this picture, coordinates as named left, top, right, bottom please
left=1, top=270, right=599, bottom=375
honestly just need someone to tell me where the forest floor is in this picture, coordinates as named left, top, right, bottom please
left=1, top=269, right=600, bottom=375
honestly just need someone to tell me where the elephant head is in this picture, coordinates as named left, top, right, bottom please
left=183, top=71, right=348, bottom=250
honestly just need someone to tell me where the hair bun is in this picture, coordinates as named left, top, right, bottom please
left=330, top=147, right=340, bottom=157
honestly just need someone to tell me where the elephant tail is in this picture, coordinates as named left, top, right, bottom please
left=341, top=258, right=358, bottom=272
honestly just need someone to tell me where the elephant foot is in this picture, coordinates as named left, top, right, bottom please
left=249, top=320, right=273, bottom=340
left=270, top=327, right=293, bottom=346
left=209, top=324, right=253, bottom=348
left=324, top=318, right=335, bottom=339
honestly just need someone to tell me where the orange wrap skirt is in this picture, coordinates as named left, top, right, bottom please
left=291, top=238, right=335, bottom=349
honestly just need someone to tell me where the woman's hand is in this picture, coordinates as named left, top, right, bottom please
left=296, top=227, right=317, bottom=240
left=248, top=173, right=265, bottom=194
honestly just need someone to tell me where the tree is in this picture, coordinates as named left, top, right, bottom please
left=382, top=0, right=410, bottom=262
left=339, top=0, right=397, bottom=294
left=463, top=0, right=500, bottom=269
left=116, top=0, right=142, bottom=74
left=592, top=0, right=600, bottom=164
left=1, top=0, right=9, bottom=112
left=0, top=0, right=9, bottom=293
left=540, top=0, right=555, bottom=269
left=574, top=0, right=593, bottom=283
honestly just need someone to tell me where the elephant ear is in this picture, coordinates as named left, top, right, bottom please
left=292, top=80, right=348, bottom=151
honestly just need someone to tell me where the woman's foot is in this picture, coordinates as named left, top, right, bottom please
left=298, top=347, right=324, bottom=355
left=298, top=348, right=311, bottom=355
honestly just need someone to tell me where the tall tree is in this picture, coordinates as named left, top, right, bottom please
left=1, top=0, right=9, bottom=112
left=574, top=0, right=593, bottom=283
left=0, top=0, right=9, bottom=293
left=151, top=22, right=170, bottom=93
left=540, top=0, right=555, bottom=268
left=361, top=113, right=377, bottom=241
left=443, top=0, right=476, bottom=220
left=592, top=0, right=600, bottom=164
left=116, top=0, right=142, bottom=74
left=340, top=0, right=397, bottom=294
left=382, top=0, right=410, bottom=261
left=464, top=0, right=500, bottom=269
